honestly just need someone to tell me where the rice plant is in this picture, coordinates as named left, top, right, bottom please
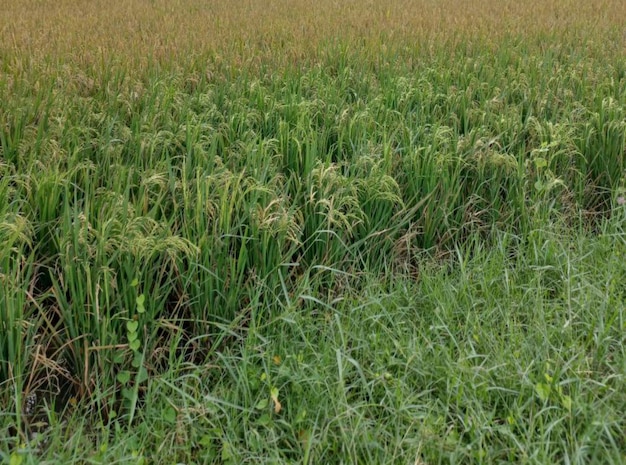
left=0, top=0, right=625, bottom=462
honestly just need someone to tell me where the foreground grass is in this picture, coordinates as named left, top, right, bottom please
left=1, top=0, right=626, bottom=463
left=2, top=224, right=626, bottom=464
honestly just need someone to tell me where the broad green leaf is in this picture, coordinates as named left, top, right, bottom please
left=132, top=352, right=142, bottom=368
left=136, top=366, right=149, bottom=384
left=535, top=382, right=551, bottom=402
left=10, top=453, right=23, bottom=465
left=163, top=407, right=177, bottom=423
left=295, top=409, right=307, bottom=423
left=199, top=435, right=212, bottom=447
left=561, top=395, right=572, bottom=412
left=221, top=441, right=234, bottom=461
left=117, top=371, right=131, bottom=384
left=122, top=388, right=134, bottom=400
left=127, top=320, right=139, bottom=333
left=113, top=351, right=126, bottom=364
left=136, top=294, right=146, bottom=313
left=129, top=339, right=141, bottom=351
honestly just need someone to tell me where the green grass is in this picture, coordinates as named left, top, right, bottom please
left=2, top=226, right=626, bottom=464
left=1, top=15, right=626, bottom=464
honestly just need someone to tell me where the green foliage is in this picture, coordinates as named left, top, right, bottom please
left=1, top=16, right=625, bottom=464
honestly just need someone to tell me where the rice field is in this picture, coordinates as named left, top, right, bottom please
left=1, top=0, right=626, bottom=463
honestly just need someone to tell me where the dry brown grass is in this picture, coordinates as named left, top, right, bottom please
left=1, top=0, right=624, bottom=73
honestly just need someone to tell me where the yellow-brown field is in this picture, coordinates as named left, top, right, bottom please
left=2, top=0, right=625, bottom=70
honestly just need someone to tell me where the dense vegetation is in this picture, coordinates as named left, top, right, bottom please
left=1, top=0, right=625, bottom=463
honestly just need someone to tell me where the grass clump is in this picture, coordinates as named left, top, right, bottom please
left=1, top=0, right=625, bottom=463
